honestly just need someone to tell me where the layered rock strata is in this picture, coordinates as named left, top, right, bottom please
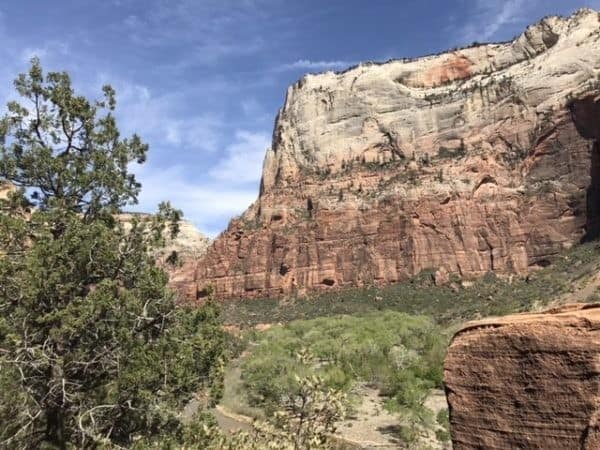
left=186, top=9, right=600, bottom=300
left=444, top=303, right=600, bottom=449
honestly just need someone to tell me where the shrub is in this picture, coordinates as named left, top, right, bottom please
left=240, top=312, right=447, bottom=418
left=0, top=59, right=226, bottom=448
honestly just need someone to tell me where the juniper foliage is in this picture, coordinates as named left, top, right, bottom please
left=0, top=59, right=225, bottom=449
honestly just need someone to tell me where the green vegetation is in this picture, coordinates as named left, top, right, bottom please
left=0, top=59, right=226, bottom=449
left=219, top=240, right=600, bottom=446
left=223, top=239, right=600, bottom=328
left=240, top=312, right=447, bottom=415
left=133, top=374, right=347, bottom=450
left=0, top=59, right=352, bottom=450
left=435, top=409, right=451, bottom=442
left=224, top=312, right=449, bottom=447
left=3, top=58, right=600, bottom=450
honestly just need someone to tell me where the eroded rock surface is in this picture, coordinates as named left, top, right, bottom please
left=189, top=9, right=600, bottom=300
left=444, top=303, right=600, bottom=449
left=117, top=213, right=210, bottom=289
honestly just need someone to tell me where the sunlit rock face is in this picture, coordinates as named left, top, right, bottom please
left=444, top=303, right=600, bottom=449
left=117, top=214, right=210, bottom=292
left=186, top=9, right=600, bottom=301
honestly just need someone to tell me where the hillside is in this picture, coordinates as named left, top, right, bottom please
left=215, top=234, right=600, bottom=449
left=178, top=8, right=600, bottom=301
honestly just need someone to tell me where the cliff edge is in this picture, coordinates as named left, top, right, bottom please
left=186, top=9, right=600, bottom=300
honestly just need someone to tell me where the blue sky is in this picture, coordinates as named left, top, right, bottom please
left=0, top=0, right=596, bottom=236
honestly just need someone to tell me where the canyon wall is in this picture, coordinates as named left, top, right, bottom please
left=444, top=303, right=600, bottom=449
left=182, top=9, right=600, bottom=300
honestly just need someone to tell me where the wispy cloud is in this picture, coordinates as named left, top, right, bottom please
left=457, top=0, right=532, bottom=44
left=131, top=128, right=269, bottom=235
left=118, top=0, right=273, bottom=64
left=278, top=59, right=354, bottom=72
left=209, top=131, right=270, bottom=184
left=3, top=0, right=581, bottom=238
left=132, top=164, right=259, bottom=237
left=20, top=41, right=70, bottom=63
left=102, top=80, right=227, bottom=156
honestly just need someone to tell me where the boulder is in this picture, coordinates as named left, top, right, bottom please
left=444, top=303, right=600, bottom=449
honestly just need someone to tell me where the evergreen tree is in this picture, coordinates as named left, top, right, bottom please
left=0, top=59, right=225, bottom=449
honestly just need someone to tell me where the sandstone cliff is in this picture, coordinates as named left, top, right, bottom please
left=118, top=213, right=209, bottom=257
left=119, top=214, right=210, bottom=291
left=444, top=303, right=600, bottom=449
left=187, top=9, right=600, bottom=300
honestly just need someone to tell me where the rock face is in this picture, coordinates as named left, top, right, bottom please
left=444, top=303, right=600, bottom=449
left=118, top=213, right=210, bottom=262
left=117, top=213, right=210, bottom=289
left=191, top=9, right=600, bottom=300
left=0, top=182, right=16, bottom=200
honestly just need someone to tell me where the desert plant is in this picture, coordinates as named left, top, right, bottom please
left=136, top=374, right=346, bottom=450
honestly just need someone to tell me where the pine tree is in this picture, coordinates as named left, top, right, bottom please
left=0, top=58, right=225, bottom=449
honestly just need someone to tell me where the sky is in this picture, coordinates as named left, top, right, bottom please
left=0, top=0, right=597, bottom=237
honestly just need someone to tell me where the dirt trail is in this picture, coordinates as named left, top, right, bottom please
left=337, top=386, right=404, bottom=449
left=212, top=405, right=253, bottom=433
left=194, top=326, right=451, bottom=448
left=215, top=382, right=448, bottom=449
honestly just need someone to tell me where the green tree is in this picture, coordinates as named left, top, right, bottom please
left=0, top=58, right=225, bottom=449
left=139, top=374, right=347, bottom=450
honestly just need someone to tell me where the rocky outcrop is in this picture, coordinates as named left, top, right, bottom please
left=160, top=219, right=211, bottom=289
left=0, top=185, right=210, bottom=287
left=118, top=213, right=210, bottom=262
left=117, top=213, right=210, bottom=288
left=0, top=181, right=16, bottom=200
left=189, top=9, right=600, bottom=300
left=444, top=303, right=600, bottom=449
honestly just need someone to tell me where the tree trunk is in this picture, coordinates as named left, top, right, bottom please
left=45, top=407, right=66, bottom=450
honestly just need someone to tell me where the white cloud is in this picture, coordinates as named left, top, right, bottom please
left=131, top=164, right=258, bottom=237
left=107, top=81, right=224, bottom=154
left=19, top=41, right=70, bottom=63
left=278, top=59, right=354, bottom=72
left=458, top=0, right=532, bottom=44
left=162, top=115, right=222, bottom=153
left=130, top=127, right=270, bottom=236
left=209, top=130, right=270, bottom=184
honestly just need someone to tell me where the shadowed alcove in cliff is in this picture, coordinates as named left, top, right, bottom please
left=570, top=95, right=600, bottom=241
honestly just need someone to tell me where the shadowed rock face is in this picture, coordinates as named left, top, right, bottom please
left=179, top=9, right=600, bottom=301
left=444, top=303, right=600, bottom=450
left=570, top=95, right=600, bottom=240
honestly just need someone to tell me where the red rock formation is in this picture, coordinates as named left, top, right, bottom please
left=177, top=9, right=600, bottom=301
left=444, top=303, right=600, bottom=449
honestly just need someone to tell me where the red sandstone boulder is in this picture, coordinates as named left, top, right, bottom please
left=444, top=303, right=600, bottom=449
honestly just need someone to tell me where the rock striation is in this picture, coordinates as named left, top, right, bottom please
left=188, top=9, right=600, bottom=300
left=444, top=303, right=600, bottom=449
